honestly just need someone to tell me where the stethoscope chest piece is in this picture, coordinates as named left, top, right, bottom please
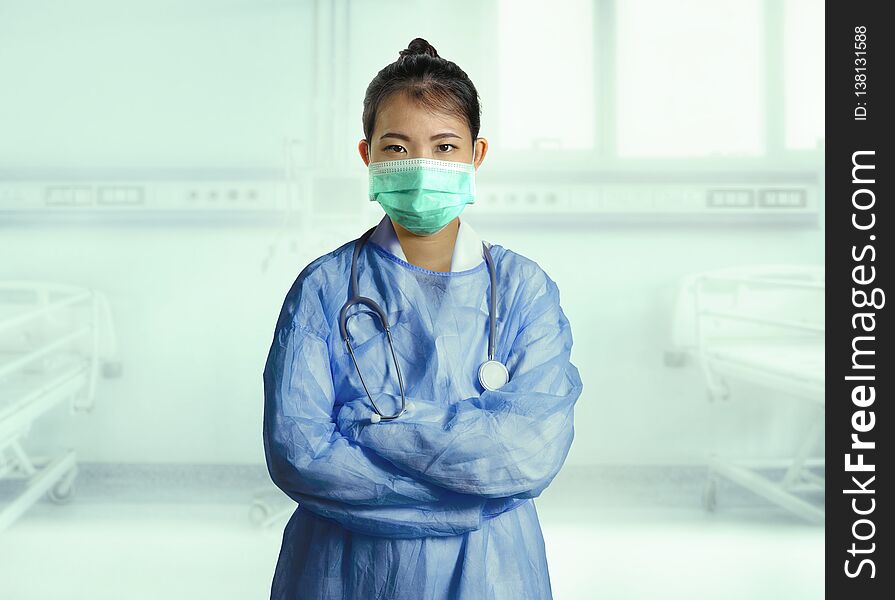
left=478, top=359, right=509, bottom=391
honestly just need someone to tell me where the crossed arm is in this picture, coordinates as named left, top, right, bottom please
left=336, top=275, right=583, bottom=499
left=263, top=321, right=486, bottom=539
left=263, top=268, right=581, bottom=538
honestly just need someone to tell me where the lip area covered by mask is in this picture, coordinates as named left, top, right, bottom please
left=368, top=157, right=476, bottom=236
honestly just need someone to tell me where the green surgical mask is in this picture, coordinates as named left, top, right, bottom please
left=368, top=153, right=476, bottom=236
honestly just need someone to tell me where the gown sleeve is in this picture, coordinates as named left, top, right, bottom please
left=336, top=269, right=584, bottom=500
left=262, top=269, right=486, bottom=539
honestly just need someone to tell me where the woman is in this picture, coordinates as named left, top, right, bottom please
left=263, top=38, right=583, bottom=600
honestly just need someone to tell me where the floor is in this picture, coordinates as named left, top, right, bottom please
left=0, top=464, right=824, bottom=599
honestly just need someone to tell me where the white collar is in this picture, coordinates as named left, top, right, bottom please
left=369, top=214, right=486, bottom=272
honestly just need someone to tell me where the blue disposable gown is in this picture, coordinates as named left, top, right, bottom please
left=262, top=234, right=583, bottom=599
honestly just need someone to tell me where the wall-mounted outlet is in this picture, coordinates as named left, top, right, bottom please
left=45, top=186, right=93, bottom=207
left=759, top=188, right=807, bottom=208
left=97, top=186, right=145, bottom=206
left=706, top=188, right=755, bottom=208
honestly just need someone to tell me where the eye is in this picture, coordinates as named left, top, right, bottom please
left=436, top=144, right=456, bottom=153
left=384, top=144, right=406, bottom=153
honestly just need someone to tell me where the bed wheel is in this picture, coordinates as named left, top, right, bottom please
left=249, top=501, right=270, bottom=526
left=47, top=473, right=77, bottom=504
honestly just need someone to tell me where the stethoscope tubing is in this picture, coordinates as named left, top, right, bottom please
left=340, top=226, right=499, bottom=421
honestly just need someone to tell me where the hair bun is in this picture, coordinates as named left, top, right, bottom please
left=399, top=37, right=439, bottom=59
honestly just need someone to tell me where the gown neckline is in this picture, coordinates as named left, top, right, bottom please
left=367, top=239, right=490, bottom=278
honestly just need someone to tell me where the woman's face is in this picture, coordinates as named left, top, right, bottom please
left=359, top=92, right=486, bottom=169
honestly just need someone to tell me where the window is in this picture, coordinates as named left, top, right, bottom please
left=496, top=0, right=595, bottom=150
left=615, top=0, right=764, bottom=157
left=784, top=0, right=824, bottom=150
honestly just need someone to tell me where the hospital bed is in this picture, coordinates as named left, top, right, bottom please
left=671, top=264, right=824, bottom=524
left=0, top=281, right=118, bottom=533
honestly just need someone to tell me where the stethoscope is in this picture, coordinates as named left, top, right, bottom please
left=339, top=226, right=510, bottom=423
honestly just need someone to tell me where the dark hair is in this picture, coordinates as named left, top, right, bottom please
left=362, top=38, right=481, bottom=145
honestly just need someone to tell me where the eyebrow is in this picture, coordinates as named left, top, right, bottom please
left=378, top=132, right=463, bottom=142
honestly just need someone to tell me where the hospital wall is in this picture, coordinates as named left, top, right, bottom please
left=0, top=0, right=824, bottom=469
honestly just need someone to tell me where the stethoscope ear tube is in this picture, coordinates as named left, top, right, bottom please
left=342, top=229, right=409, bottom=422
left=344, top=329, right=408, bottom=423
left=349, top=227, right=378, bottom=302
left=342, top=302, right=408, bottom=423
